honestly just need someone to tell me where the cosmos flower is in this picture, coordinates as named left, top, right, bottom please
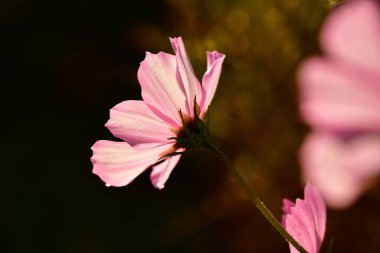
left=298, top=0, right=380, bottom=208
left=91, top=37, right=225, bottom=189
left=282, top=183, right=326, bottom=253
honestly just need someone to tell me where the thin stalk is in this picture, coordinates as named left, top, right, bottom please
left=204, top=141, right=307, bottom=253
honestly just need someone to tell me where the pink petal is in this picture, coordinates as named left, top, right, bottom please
left=283, top=185, right=326, bottom=253
left=285, top=201, right=316, bottom=253
left=150, top=153, right=182, bottom=190
left=282, top=199, right=295, bottom=215
left=200, top=51, right=225, bottom=116
left=91, top=141, right=174, bottom=187
left=298, top=57, right=380, bottom=132
left=170, top=37, right=202, bottom=118
left=321, top=0, right=380, bottom=76
left=281, top=199, right=295, bottom=227
left=105, top=100, right=176, bottom=145
left=138, top=51, right=187, bottom=127
left=304, top=183, right=326, bottom=247
left=345, top=134, right=380, bottom=176
left=300, top=132, right=380, bottom=208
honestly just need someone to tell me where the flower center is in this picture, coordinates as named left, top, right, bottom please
left=176, top=119, right=201, bottom=139
left=169, top=106, right=209, bottom=151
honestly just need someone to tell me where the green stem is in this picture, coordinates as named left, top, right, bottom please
left=204, top=141, right=308, bottom=253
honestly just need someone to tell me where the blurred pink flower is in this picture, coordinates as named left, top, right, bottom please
left=91, top=37, right=225, bottom=189
left=282, top=183, right=326, bottom=253
left=298, top=0, right=380, bottom=208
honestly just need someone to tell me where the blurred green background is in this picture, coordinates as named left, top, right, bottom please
left=1, top=0, right=380, bottom=252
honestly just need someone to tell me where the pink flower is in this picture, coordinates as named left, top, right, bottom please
left=282, top=183, right=326, bottom=253
left=298, top=0, right=380, bottom=208
left=91, top=37, right=225, bottom=189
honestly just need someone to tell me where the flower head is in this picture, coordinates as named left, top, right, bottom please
left=282, top=184, right=326, bottom=253
left=91, top=37, right=225, bottom=189
left=298, top=0, right=380, bottom=208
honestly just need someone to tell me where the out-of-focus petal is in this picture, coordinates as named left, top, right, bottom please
left=345, top=134, right=380, bottom=176
left=150, top=153, right=182, bottom=190
left=298, top=0, right=380, bottom=208
left=283, top=184, right=326, bottom=253
left=105, top=100, right=175, bottom=145
left=138, top=51, right=187, bottom=127
left=200, top=51, right=225, bottom=116
left=91, top=141, right=174, bottom=187
left=321, top=0, right=380, bottom=76
left=170, top=37, right=202, bottom=117
left=300, top=132, right=380, bottom=208
left=298, top=57, right=380, bottom=132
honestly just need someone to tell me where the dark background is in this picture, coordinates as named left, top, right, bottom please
left=1, top=0, right=380, bottom=252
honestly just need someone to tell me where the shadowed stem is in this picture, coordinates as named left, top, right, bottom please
left=204, top=141, right=308, bottom=253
